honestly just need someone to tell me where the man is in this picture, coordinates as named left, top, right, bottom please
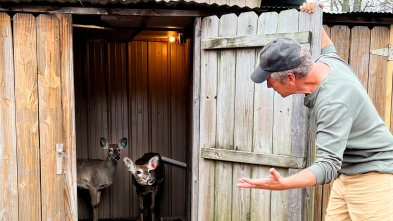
left=237, top=2, right=393, bottom=220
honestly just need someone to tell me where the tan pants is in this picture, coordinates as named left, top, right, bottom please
left=325, top=172, right=393, bottom=221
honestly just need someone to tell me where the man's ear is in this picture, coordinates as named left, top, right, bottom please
left=287, top=73, right=296, bottom=84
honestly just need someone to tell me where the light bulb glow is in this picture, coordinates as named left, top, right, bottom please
left=169, top=36, right=176, bottom=42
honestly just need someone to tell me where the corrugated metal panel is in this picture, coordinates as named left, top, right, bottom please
left=0, top=0, right=262, bottom=13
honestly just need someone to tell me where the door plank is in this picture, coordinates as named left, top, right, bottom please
left=349, top=26, right=371, bottom=90
left=37, top=14, right=64, bottom=220
left=56, top=13, right=78, bottom=220
left=198, top=15, right=219, bottom=221
left=0, top=12, right=18, bottom=221
left=232, top=11, right=258, bottom=221
left=214, top=13, right=237, bottom=221
left=368, top=26, right=389, bottom=119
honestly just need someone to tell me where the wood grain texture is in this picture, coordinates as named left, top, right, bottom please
left=191, top=17, right=201, bottom=221
left=13, top=13, right=41, bottom=221
left=56, top=13, right=78, bottom=221
left=202, top=31, right=311, bottom=49
left=349, top=26, right=370, bottom=91
left=214, top=13, right=237, bottom=221
left=0, top=12, right=18, bottom=221
left=331, top=26, right=350, bottom=62
left=198, top=15, right=219, bottom=221
left=231, top=11, right=258, bottom=221
left=36, top=14, right=64, bottom=220
left=368, top=26, right=389, bottom=120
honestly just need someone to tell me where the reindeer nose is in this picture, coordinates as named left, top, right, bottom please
left=115, top=156, right=120, bottom=160
left=147, top=178, right=154, bottom=185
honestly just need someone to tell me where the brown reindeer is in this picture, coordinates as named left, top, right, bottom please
left=123, top=153, right=165, bottom=221
left=77, top=137, right=127, bottom=221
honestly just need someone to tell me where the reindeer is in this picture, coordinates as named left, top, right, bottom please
left=123, top=153, right=165, bottom=221
left=77, top=137, right=127, bottom=221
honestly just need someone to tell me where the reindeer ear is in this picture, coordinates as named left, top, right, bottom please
left=123, top=157, right=135, bottom=172
left=118, top=138, right=127, bottom=148
left=100, top=137, right=108, bottom=148
left=147, top=156, right=160, bottom=170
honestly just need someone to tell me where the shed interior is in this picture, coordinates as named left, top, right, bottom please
left=73, top=13, right=193, bottom=220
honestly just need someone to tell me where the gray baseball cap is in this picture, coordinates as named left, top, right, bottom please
left=251, top=38, right=302, bottom=84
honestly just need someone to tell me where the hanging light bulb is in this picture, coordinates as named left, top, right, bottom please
left=169, top=36, right=176, bottom=43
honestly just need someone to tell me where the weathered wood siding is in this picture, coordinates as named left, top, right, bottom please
left=0, top=13, right=77, bottom=221
left=0, top=12, right=18, bottom=221
left=314, top=24, right=392, bottom=221
left=196, top=9, right=322, bottom=221
left=75, top=38, right=190, bottom=220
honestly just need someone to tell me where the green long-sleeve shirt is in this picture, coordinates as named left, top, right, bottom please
left=305, top=45, right=393, bottom=185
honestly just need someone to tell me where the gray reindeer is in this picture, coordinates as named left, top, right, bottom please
left=123, top=153, right=165, bottom=221
left=77, top=137, right=127, bottom=221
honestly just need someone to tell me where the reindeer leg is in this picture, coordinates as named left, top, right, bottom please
left=151, top=187, right=158, bottom=221
left=138, top=194, right=144, bottom=221
left=89, top=188, right=100, bottom=221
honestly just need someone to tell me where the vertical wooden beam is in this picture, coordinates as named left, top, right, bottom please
left=191, top=17, right=201, bottom=221
left=232, top=11, right=258, bottom=221
left=13, top=13, right=41, bottom=221
left=385, top=25, right=393, bottom=129
left=0, top=12, right=18, bottom=221
left=37, top=14, right=64, bottom=220
left=215, top=13, right=237, bottom=221
left=56, top=13, right=78, bottom=220
left=369, top=26, right=390, bottom=119
left=198, top=15, right=219, bottom=221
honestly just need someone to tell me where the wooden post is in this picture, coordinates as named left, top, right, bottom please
left=0, top=12, right=18, bottom=221
left=56, top=13, right=78, bottom=220
left=385, top=25, right=393, bottom=129
left=37, top=14, right=64, bottom=220
left=13, top=13, right=41, bottom=221
left=191, top=17, right=201, bottom=221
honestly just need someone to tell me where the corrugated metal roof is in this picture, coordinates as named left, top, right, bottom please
left=0, top=0, right=262, bottom=14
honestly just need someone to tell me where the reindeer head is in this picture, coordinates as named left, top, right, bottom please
left=123, top=155, right=160, bottom=186
left=100, top=137, right=127, bottom=161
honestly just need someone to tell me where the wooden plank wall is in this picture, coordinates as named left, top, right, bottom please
left=1, top=13, right=77, bottom=221
left=75, top=39, right=189, bottom=220
left=13, top=13, right=41, bottom=221
left=313, top=25, right=391, bottom=221
left=197, top=9, right=322, bottom=221
left=0, top=12, right=18, bottom=221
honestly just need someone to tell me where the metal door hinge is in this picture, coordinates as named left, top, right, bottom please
left=370, top=44, right=393, bottom=61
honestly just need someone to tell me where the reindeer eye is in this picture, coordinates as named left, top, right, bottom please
left=109, top=149, right=113, bottom=152
left=117, top=148, right=121, bottom=152
left=137, top=171, right=141, bottom=174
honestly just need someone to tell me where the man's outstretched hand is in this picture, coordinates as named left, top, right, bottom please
left=237, top=168, right=287, bottom=190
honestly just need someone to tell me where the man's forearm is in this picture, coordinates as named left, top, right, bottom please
left=282, top=169, right=317, bottom=189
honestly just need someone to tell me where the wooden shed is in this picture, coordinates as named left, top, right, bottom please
left=0, top=0, right=339, bottom=220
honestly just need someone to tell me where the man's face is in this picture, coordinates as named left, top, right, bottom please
left=266, top=75, right=293, bottom=97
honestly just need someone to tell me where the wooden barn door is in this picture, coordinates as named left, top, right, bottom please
left=0, top=13, right=77, bottom=220
left=192, top=8, right=323, bottom=221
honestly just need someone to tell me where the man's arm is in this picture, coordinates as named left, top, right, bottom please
left=237, top=168, right=316, bottom=190
left=300, top=2, right=334, bottom=49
